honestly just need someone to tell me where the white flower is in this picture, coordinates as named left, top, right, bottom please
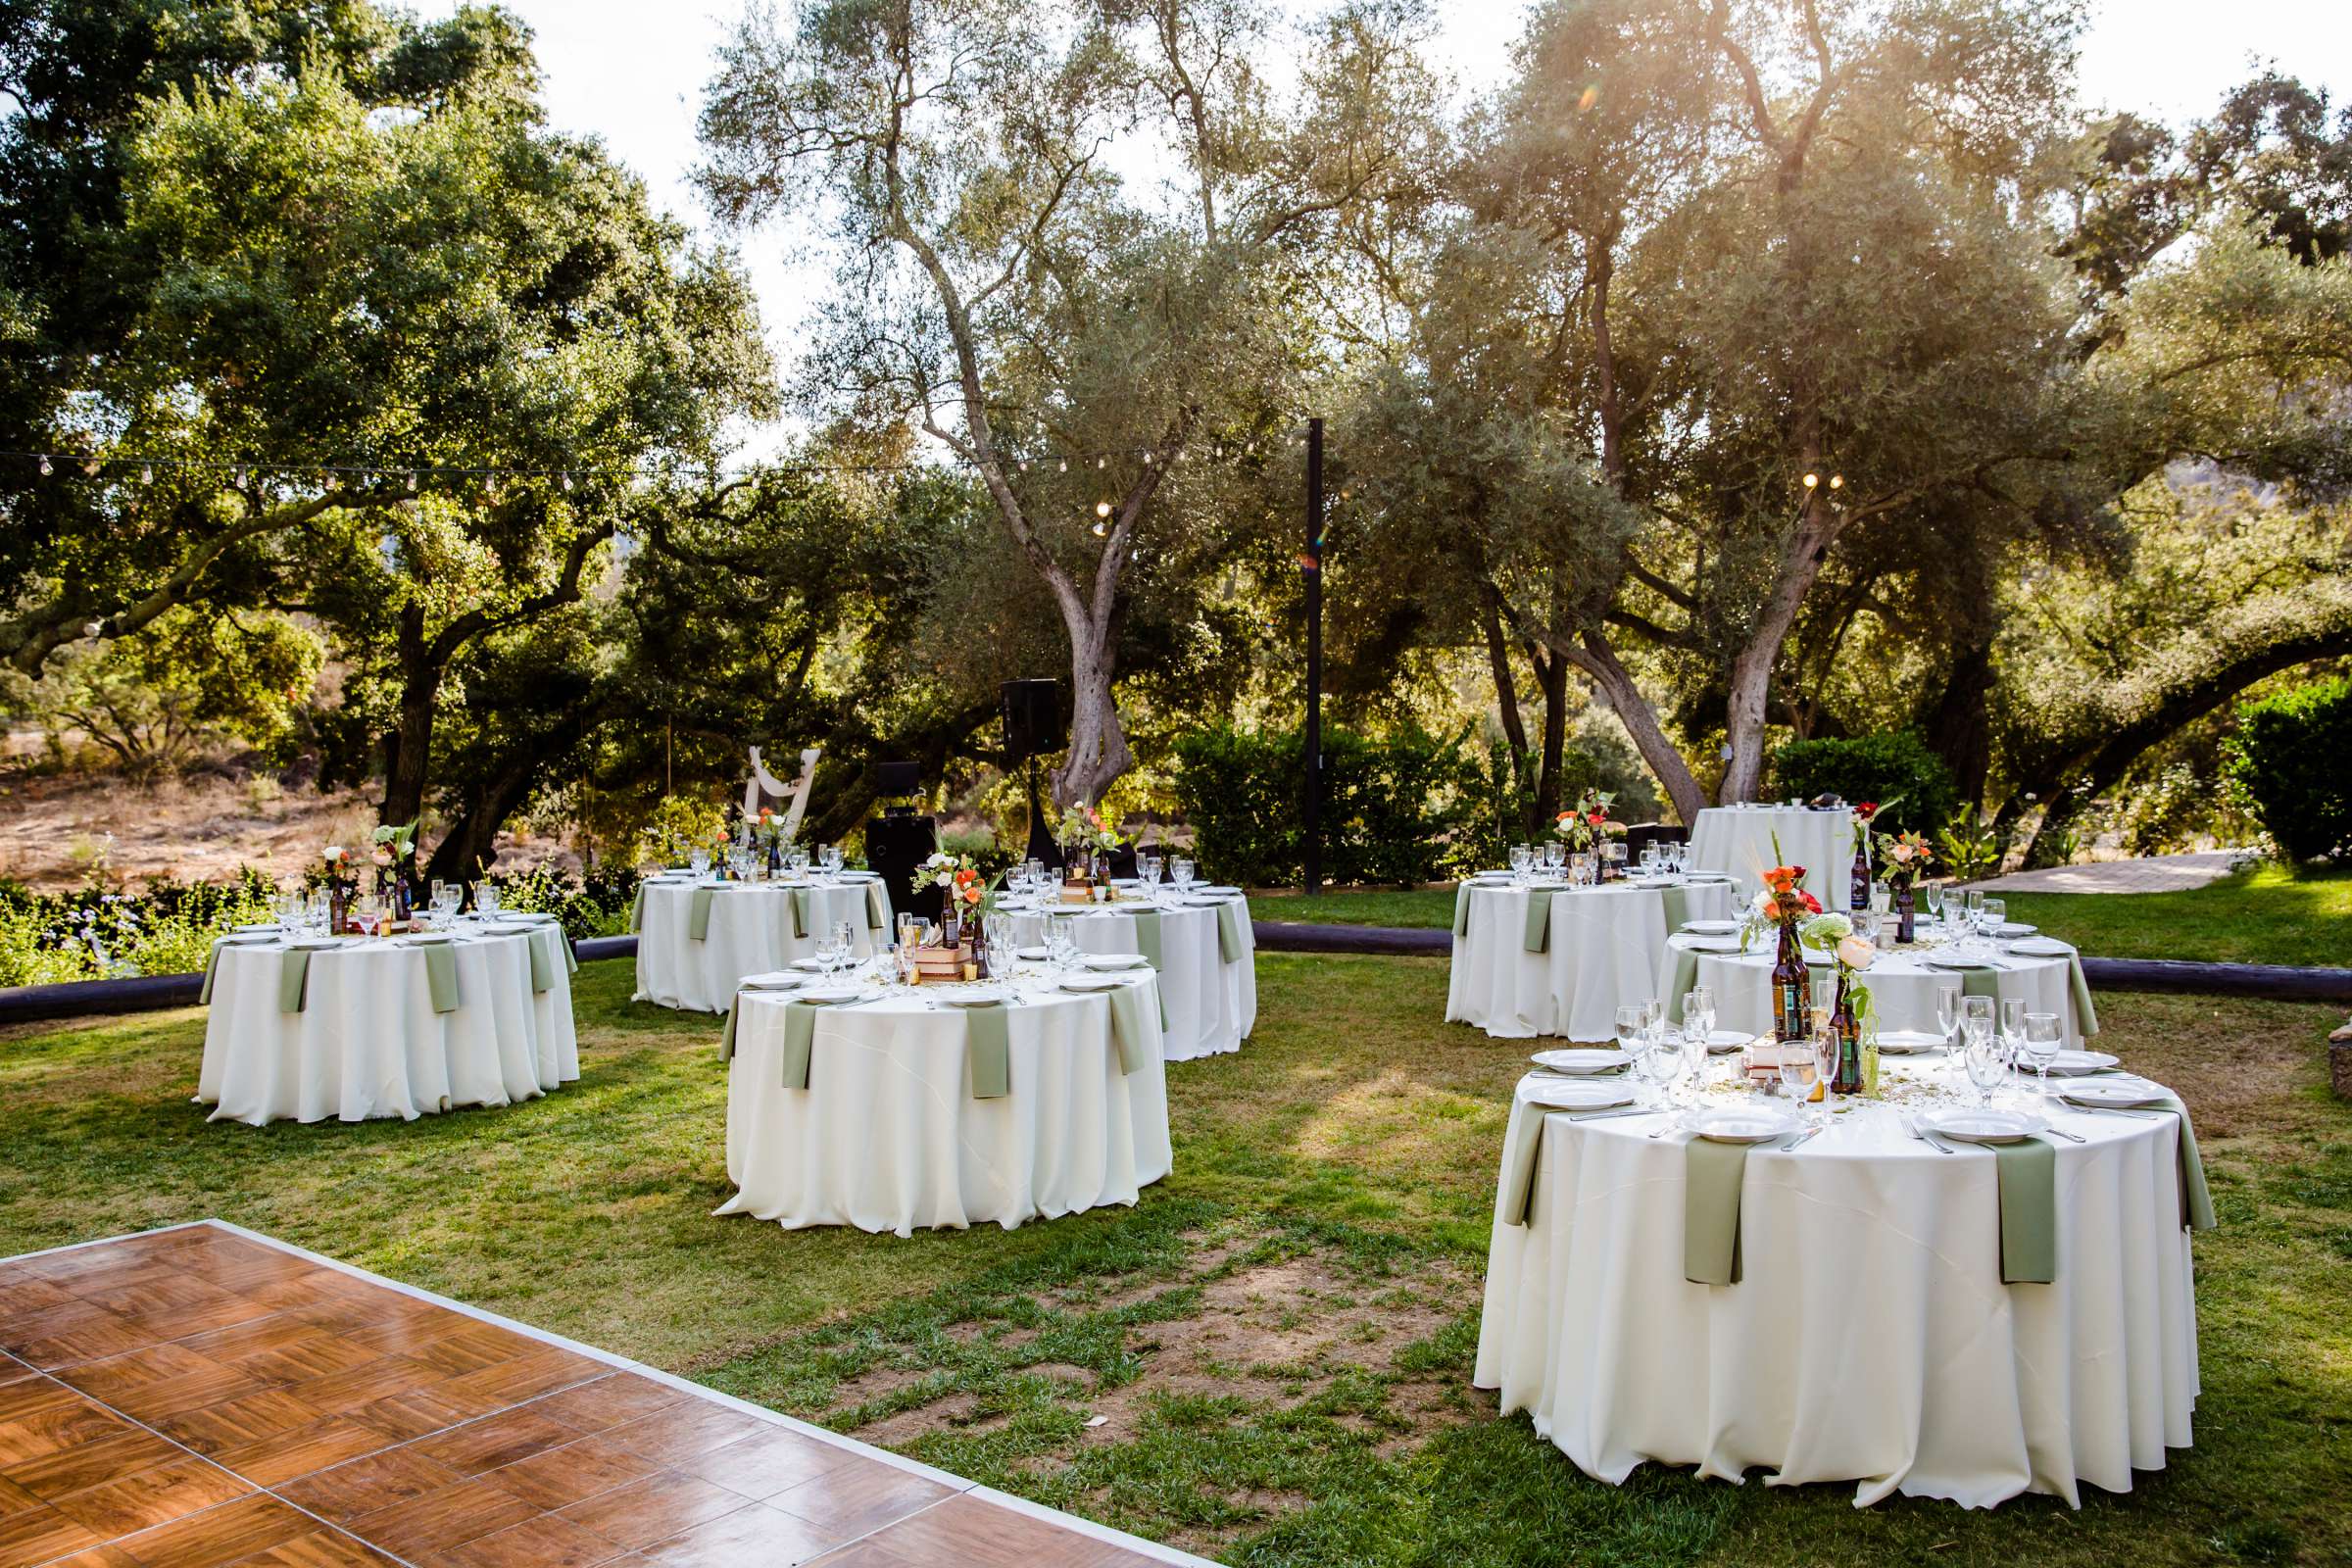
left=925, top=852, right=952, bottom=869
left=1836, top=934, right=1876, bottom=970
left=324, top=846, right=345, bottom=862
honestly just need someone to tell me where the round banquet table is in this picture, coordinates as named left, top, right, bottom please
left=716, top=972, right=1172, bottom=1236
left=1004, top=894, right=1254, bottom=1060
left=197, top=920, right=578, bottom=1125
left=1447, top=877, right=1740, bottom=1041
left=1663, top=931, right=2098, bottom=1048
left=1476, top=1055, right=2202, bottom=1507
left=633, top=874, right=891, bottom=1012
left=1687, top=805, right=1856, bottom=909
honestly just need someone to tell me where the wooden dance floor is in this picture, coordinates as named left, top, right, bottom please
left=0, top=1223, right=1192, bottom=1568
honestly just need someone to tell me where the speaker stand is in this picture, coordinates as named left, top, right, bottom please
left=1022, top=756, right=1060, bottom=868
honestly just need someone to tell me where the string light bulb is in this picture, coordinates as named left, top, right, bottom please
left=140, top=463, right=153, bottom=484
left=1019, top=460, right=1030, bottom=473
left=1092, top=500, right=1111, bottom=537
left=1141, top=451, right=1152, bottom=466
left=1096, top=456, right=1105, bottom=470
left=37, top=455, right=52, bottom=476
left=1057, top=459, right=1067, bottom=473
left=404, top=470, right=417, bottom=493
left=560, top=471, right=574, bottom=493
left=81, top=459, right=100, bottom=476
left=1828, top=473, right=1844, bottom=490
left=1802, top=472, right=1819, bottom=490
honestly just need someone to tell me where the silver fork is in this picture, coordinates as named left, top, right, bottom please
left=1903, top=1113, right=1954, bottom=1153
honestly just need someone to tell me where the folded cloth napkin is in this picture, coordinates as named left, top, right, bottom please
left=1684, top=1137, right=1750, bottom=1286
left=1658, top=883, right=1697, bottom=935
left=2067, top=954, right=2102, bottom=1038
left=1940, top=963, right=2007, bottom=1007
left=1663, top=945, right=1702, bottom=1024
left=962, top=1002, right=1012, bottom=1099
left=777, top=996, right=855, bottom=1089
left=864, top=881, right=890, bottom=931
left=629, top=882, right=648, bottom=934
left=1104, top=981, right=1154, bottom=1076
left=198, top=934, right=272, bottom=1004
left=789, top=886, right=816, bottom=940
left=1993, top=1137, right=2058, bottom=1284
left=1214, top=899, right=1251, bottom=963
left=420, top=942, right=461, bottom=1013
left=1499, top=1097, right=1631, bottom=1226
left=1125, top=909, right=1171, bottom=1028
left=2075, top=1083, right=2215, bottom=1230
left=522, top=926, right=570, bottom=993
left=689, top=886, right=719, bottom=941
left=1521, top=890, right=1552, bottom=955
left=716, top=976, right=800, bottom=1061
left=277, top=947, right=319, bottom=1012
left=1453, top=882, right=1475, bottom=939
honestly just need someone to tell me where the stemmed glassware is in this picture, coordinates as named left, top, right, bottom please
left=1676, top=1002, right=1707, bottom=1097
left=1171, top=858, right=1196, bottom=895
left=1509, top=844, right=1533, bottom=883
left=831, top=919, right=857, bottom=974
left=1999, top=996, right=2027, bottom=1091
left=690, top=849, right=710, bottom=877
left=1961, top=995, right=1997, bottom=1102
left=2023, top=1011, right=2062, bottom=1101
left=476, top=884, right=501, bottom=918
left=1778, top=1044, right=1821, bottom=1122
left=1936, top=981, right=1962, bottom=1052
left=1542, top=842, right=1565, bottom=877
left=1810, top=1012, right=1839, bottom=1112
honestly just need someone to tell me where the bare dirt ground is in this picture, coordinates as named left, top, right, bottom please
left=0, top=743, right=578, bottom=892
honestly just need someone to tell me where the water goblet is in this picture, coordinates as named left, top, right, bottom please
left=1778, top=1046, right=1820, bottom=1119
left=1964, top=1030, right=2007, bottom=1107
left=1543, top=841, right=1565, bottom=875
left=476, top=884, right=501, bottom=918
left=1509, top=845, right=1532, bottom=882
left=689, top=850, right=709, bottom=877
left=2024, top=1011, right=2062, bottom=1100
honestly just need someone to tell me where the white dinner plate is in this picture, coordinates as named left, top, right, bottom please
left=1016, top=946, right=1051, bottom=961
left=1682, top=918, right=1740, bottom=935
left=1058, top=973, right=1127, bottom=993
left=1687, top=1105, right=1800, bottom=1144
left=1080, top=954, right=1150, bottom=970
left=789, top=957, right=828, bottom=971
left=795, top=984, right=865, bottom=1004
left=1194, top=885, right=1241, bottom=896
left=1529, top=1049, right=1631, bottom=1075
left=1470, top=871, right=1513, bottom=883
left=1524, top=1080, right=1637, bottom=1111
left=1687, top=871, right=1734, bottom=882
left=2044, top=1050, right=2120, bottom=1076
left=2007, top=937, right=2073, bottom=956
left=1919, top=1107, right=2043, bottom=1144
left=2060, top=1080, right=2169, bottom=1108
left=1994, top=922, right=2037, bottom=937
left=1680, top=937, right=1744, bottom=954
left=943, top=988, right=1007, bottom=1006
left=1702, top=1030, right=1753, bottom=1054
left=220, top=930, right=279, bottom=945
left=286, top=938, right=343, bottom=952
left=1875, top=1030, right=1945, bottom=1054
left=1923, top=953, right=1991, bottom=969
left=738, top=972, right=804, bottom=991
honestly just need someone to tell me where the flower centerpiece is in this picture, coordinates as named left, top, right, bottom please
left=369, top=819, right=419, bottom=922
left=1874, top=829, right=1933, bottom=943
left=1551, top=788, right=1626, bottom=873
left=318, top=845, right=357, bottom=933
left=913, top=852, right=998, bottom=956
left=749, top=807, right=791, bottom=878
left=1800, top=912, right=1879, bottom=1094
left=1059, top=805, right=1123, bottom=892
left=1757, top=844, right=1823, bottom=1044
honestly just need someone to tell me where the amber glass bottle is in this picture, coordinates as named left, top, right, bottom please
left=1770, top=921, right=1807, bottom=1042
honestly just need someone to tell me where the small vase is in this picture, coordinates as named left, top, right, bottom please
left=1849, top=847, right=1871, bottom=911
left=1894, top=877, right=1916, bottom=944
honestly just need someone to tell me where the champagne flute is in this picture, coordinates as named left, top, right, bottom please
left=1936, top=981, right=1962, bottom=1052
left=833, top=918, right=857, bottom=974
left=1810, top=1012, right=1840, bottom=1110
left=1999, top=996, right=2027, bottom=1089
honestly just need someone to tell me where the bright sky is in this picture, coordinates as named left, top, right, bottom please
left=420, top=0, right=2351, bottom=457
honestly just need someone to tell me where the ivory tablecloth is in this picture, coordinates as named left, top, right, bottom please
left=1446, top=880, right=1740, bottom=1041
left=716, top=978, right=1172, bottom=1236
left=1688, top=806, right=1857, bottom=910
left=198, top=926, right=577, bottom=1125
left=1662, top=933, right=2098, bottom=1047
left=1004, top=897, right=1253, bottom=1060
left=633, top=876, right=890, bottom=1012
left=1476, top=1057, right=2201, bottom=1506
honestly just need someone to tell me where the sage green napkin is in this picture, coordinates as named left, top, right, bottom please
left=628, top=883, right=648, bottom=934
left=1126, top=908, right=1172, bottom=1028
left=1942, top=963, right=2005, bottom=1006
left=522, top=926, right=567, bottom=993
left=962, top=1002, right=1011, bottom=1099
left=1658, top=883, right=1694, bottom=935
left=2075, top=1086, right=2214, bottom=1231
left=789, top=886, right=814, bottom=940
left=1214, top=899, right=1250, bottom=963
left=1453, top=882, right=1474, bottom=938
left=1992, top=1137, right=2058, bottom=1284
left=1684, top=1138, right=1750, bottom=1286
left=410, top=938, right=460, bottom=1014
left=689, top=886, right=718, bottom=941
left=2067, top=955, right=2102, bottom=1037
left=1499, top=1097, right=1633, bottom=1226
left=1104, top=982, right=1153, bottom=1076
left=278, top=948, right=317, bottom=1013
left=199, top=937, right=239, bottom=1004
left=1522, top=891, right=1552, bottom=955
left=778, top=996, right=854, bottom=1089
left=864, top=881, right=890, bottom=931
left=1663, top=945, right=1702, bottom=1024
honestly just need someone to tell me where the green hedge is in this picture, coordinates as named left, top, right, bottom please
left=2227, top=677, right=2352, bottom=861
left=1769, top=731, right=1958, bottom=837
left=1171, top=723, right=1480, bottom=887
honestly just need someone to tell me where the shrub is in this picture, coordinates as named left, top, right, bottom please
left=1170, top=722, right=1481, bottom=887
left=1770, top=731, right=1958, bottom=837
left=0, top=869, right=276, bottom=983
left=486, top=863, right=643, bottom=939
left=2227, top=677, right=2352, bottom=861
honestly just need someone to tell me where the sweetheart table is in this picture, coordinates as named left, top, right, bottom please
left=716, top=971, right=1172, bottom=1236
left=1477, top=1053, right=2206, bottom=1507
left=1446, top=877, right=1740, bottom=1040
left=632, top=873, right=892, bottom=1012
left=197, top=918, right=578, bottom=1125
left=1004, top=893, right=1254, bottom=1060
left=1688, top=805, right=1856, bottom=909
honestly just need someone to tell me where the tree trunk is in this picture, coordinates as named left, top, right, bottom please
left=1925, top=630, right=1997, bottom=809
left=381, top=606, right=438, bottom=833
left=1720, top=492, right=1841, bottom=803
left=1561, top=628, right=1707, bottom=823
left=1533, top=646, right=1569, bottom=825
left=1050, top=624, right=1133, bottom=808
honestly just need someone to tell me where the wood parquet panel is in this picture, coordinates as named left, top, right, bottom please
left=0, top=1225, right=1185, bottom=1568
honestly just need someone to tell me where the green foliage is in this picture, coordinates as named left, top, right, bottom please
left=1769, top=732, right=1957, bottom=837
left=634, top=797, right=727, bottom=870
left=1935, top=811, right=2005, bottom=882
left=0, top=870, right=276, bottom=984
left=2228, top=676, right=2352, bottom=860
left=482, top=864, right=642, bottom=940
left=1171, top=724, right=1480, bottom=887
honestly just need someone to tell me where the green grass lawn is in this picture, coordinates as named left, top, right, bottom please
left=1264, top=861, right=2352, bottom=968
left=4, top=957, right=2349, bottom=1565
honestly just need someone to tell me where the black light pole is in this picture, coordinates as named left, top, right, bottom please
left=1303, top=416, right=1324, bottom=898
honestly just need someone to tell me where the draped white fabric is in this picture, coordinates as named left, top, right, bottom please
left=1476, top=1064, right=2201, bottom=1507
left=1004, top=900, right=1253, bottom=1061
left=634, top=879, right=887, bottom=1012
left=1689, top=806, right=1857, bottom=910
left=197, top=931, right=577, bottom=1125
left=1667, top=933, right=2091, bottom=1048
left=716, top=982, right=1173, bottom=1236
left=1447, top=882, right=1739, bottom=1041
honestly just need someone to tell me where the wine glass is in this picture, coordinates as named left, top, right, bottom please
left=1778, top=1045, right=1820, bottom=1120
left=1679, top=1011, right=1708, bottom=1095
left=1684, top=987, right=1714, bottom=1044
left=1614, top=1004, right=1646, bottom=1059
left=1999, top=995, right=2026, bottom=1079
left=1936, top=981, right=1962, bottom=1051
left=1810, top=1012, right=1840, bottom=1107
left=1964, top=1029, right=2007, bottom=1106
left=476, top=884, right=501, bottom=918
left=1922, top=882, right=1943, bottom=923
left=832, top=918, right=858, bottom=973
left=1509, top=845, right=1532, bottom=882
left=1961, top=995, right=1996, bottom=1097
